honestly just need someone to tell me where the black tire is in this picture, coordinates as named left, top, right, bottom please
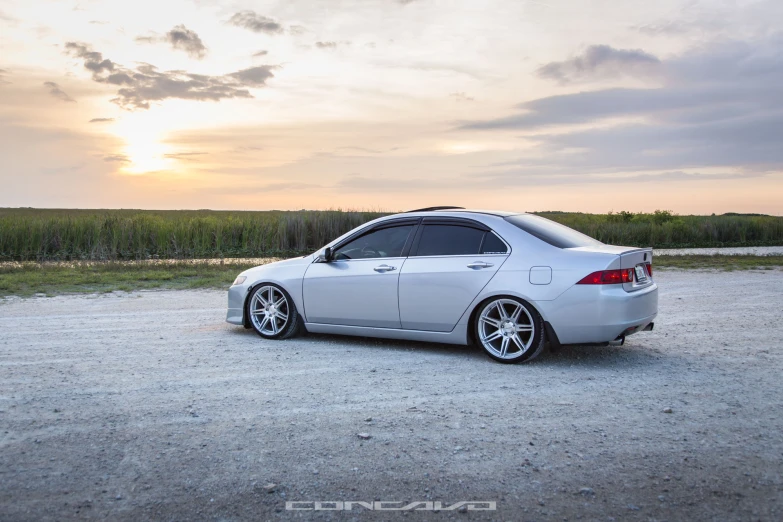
left=473, top=296, right=545, bottom=364
left=245, top=283, right=302, bottom=340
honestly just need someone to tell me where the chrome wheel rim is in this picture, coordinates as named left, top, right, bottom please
left=478, top=299, right=534, bottom=360
left=249, top=286, right=290, bottom=336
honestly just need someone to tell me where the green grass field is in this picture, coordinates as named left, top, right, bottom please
left=1, top=256, right=780, bottom=298
left=1, top=208, right=781, bottom=261
left=0, top=260, right=267, bottom=297
left=0, top=208, right=384, bottom=262
left=654, top=255, right=783, bottom=270
left=537, top=210, right=783, bottom=249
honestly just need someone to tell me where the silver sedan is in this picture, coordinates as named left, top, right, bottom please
left=227, top=208, right=658, bottom=363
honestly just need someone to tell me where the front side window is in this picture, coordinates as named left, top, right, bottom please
left=333, top=225, right=414, bottom=260
left=415, top=225, right=485, bottom=256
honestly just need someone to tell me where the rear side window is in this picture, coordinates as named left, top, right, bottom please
left=480, top=232, right=508, bottom=254
left=505, top=214, right=602, bottom=248
left=415, top=225, right=484, bottom=256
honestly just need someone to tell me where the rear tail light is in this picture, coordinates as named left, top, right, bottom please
left=577, top=269, right=634, bottom=285
left=646, top=263, right=653, bottom=277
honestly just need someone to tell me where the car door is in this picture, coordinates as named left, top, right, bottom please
left=398, top=219, right=510, bottom=332
left=302, top=220, right=417, bottom=328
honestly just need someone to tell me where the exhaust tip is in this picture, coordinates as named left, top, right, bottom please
left=609, top=335, right=625, bottom=346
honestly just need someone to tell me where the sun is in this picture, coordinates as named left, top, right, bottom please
left=110, top=113, right=172, bottom=174
left=122, top=136, right=169, bottom=174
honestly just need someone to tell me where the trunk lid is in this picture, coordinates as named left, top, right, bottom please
left=568, top=245, right=654, bottom=292
left=618, top=247, right=653, bottom=292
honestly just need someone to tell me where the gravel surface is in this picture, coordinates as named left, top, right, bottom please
left=1, top=271, right=782, bottom=521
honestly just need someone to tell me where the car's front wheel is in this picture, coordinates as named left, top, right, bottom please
left=247, top=284, right=301, bottom=339
left=474, top=297, right=544, bottom=363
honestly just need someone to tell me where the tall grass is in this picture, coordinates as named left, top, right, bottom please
left=539, top=211, right=783, bottom=249
left=0, top=209, right=385, bottom=261
left=0, top=208, right=781, bottom=261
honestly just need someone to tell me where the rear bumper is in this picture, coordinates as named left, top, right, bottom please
left=537, top=282, right=658, bottom=344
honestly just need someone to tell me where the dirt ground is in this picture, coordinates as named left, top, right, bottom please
left=1, top=270, right=782, bottom=521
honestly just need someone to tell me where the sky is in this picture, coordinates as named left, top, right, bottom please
left=1, top=0, right=782, bottom=214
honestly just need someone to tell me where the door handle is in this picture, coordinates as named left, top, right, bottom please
left=467, top=261, right=494, bottom=269
left=374, top=264, right=397, bottom=272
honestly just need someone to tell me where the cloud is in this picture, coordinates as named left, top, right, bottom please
left=633, top=21, right=700, bottom=36
left=475, top=169, right=766, bottom=187
left=0, top=68, right=10, bottom=85
left=233, top=145, right=264, bottom=152
left=254, top=182, right=320, bottom=192
left=0, top=9, right=16, bottom=22
left=334, top=175, right=449, bottom=192
left=164, top=25, right=207, bottom=59
left=252, top=50, right=268, bottom=57
left=88, top=117, right=114, bottom=123
left=228, top=66, right=276, bottom=86
left=527, top=111, right=783, bottom=172
left=40, top=163, right=85, bottom=175
left=466, top=38, right=783, bottom=130
left=315, top=40, right=351, bottom=50
left=337, top=146, right=403, bottom=155
left=65, top=42, right=117, bottom=76
left=164, top=152, right=208, bottom=160
left=65, top=42, right=277, bottom=110
left=461, top=36, right=783, bottom=178
left=631, top=1, right=783, bottom=41
left=135, top=25, right=207, bottom=59
left=536, top=44, right=661, bottom=84
left=383, top=60, right=483, bottom=79
left=450, top=92, right=474, bottom=102
left=228, top=11, right=283, bottom=35
left=617, top=170, right=764, bottom=183
left=461, top=87, right=686, bottom=130
left=208, top=181, right=322, bottom=195
left=103, top=154, right=129, bottom=163
left=43, top=81, right=75, bottom=102
left=628, top=3, right=744, bottom=37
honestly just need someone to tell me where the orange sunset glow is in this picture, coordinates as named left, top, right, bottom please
left=1, top=0, right=782, bottom=214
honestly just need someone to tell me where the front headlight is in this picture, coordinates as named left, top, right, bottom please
left=232, top=275, right=247, bottom=286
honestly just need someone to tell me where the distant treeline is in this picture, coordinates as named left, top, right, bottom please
left=0, top=208, right=781, bottom=261
left=537, top=210, right=783, bottom=250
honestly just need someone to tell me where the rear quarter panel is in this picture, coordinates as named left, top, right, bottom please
left=453, top=220, right=620, bottom=327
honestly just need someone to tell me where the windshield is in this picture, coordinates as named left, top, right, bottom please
left=505, top=214, right=603, bottom=249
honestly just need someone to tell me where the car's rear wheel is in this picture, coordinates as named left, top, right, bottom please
left=474, top=297, right=544, bottom=363
left=247, top=284, right=301, bottom=339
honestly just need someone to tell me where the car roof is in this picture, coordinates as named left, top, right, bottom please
left=400, top=208, right=522, bottom=218
left=324, top=208, right=527, bottom=250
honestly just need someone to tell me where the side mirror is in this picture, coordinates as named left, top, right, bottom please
left=317, top=246, right=333, bottom=263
